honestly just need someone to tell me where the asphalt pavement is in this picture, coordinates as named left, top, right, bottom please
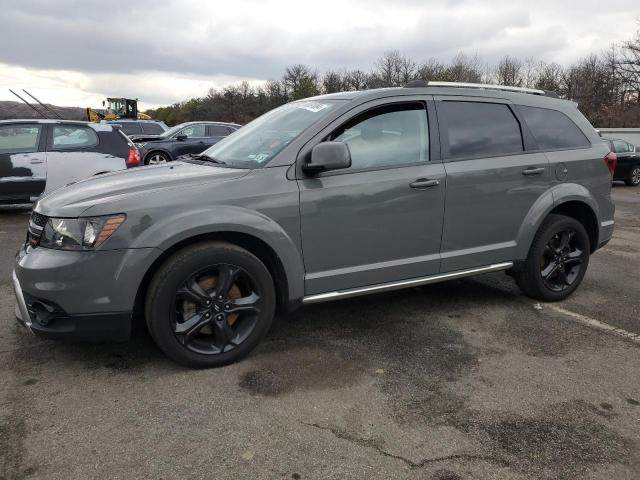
left=1, top=185, right=639, bottom=480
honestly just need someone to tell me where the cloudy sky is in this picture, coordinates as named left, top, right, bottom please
left=1, top=0, right=638, bottom=110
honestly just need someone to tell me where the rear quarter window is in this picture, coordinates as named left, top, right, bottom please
left=119, top=123, right=143, bottom=135
left=519, top=105, right=590, bottom=150
left=52, top=125, right=98, bottom=150
left=141, top=123, right=165, bottom=134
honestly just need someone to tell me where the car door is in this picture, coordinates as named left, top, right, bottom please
left=435, top=97, right=550, bottom=271
left=298, top=97, right=446, bottom=295
left=173, top=124, right=208, bottom=157
left=45, top=124, right=121, bottom=193
left=0, top=123, right=47, bottom=202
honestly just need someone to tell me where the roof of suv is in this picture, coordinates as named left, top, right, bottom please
left=0, top=119, right=116, bottom=131
left=309, top=85, right=574, bottom=109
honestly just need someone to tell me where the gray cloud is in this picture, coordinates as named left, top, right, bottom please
left=0, top=0, right=637, bottom=106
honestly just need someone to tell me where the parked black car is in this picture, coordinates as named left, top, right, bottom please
left=602, top=137, right=640, bottom=186
left=104, top=119, right=168, bottom=137
left=131, top=121, right=240, bottom=164
left=0, top=119, right=141, bottom=205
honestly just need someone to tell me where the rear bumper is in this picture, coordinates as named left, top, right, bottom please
left=598, top=219, right=615, bottom=250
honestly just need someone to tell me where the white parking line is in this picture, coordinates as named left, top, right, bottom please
left=548, top=304, right=640, bottom=345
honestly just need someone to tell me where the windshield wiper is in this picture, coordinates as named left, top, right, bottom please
left=187, top=153, right=227, bottom=165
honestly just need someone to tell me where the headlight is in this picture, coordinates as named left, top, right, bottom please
left=39, top=215, right=125, bottom=250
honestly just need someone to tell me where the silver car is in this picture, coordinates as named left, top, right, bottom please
left=0, top=119, right=141, bottom=204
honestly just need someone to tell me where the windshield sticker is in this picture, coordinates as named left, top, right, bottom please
left=296, top=101, right=330, bottom=113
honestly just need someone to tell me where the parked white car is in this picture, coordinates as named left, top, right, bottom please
left=0, top=119, right=141, bottom=204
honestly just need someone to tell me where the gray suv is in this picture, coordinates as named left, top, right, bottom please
left=13, top=82, right=616, bottom=368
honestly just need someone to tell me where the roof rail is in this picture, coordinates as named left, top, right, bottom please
left=403, top=80, right=559, bottom=97
left=426, top=81, right=547, bottom=95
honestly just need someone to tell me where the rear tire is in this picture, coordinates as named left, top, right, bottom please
left=514, top=214, right=590, bottom=302
left=145, top=241, right=275, bottom=368
left=624, top=165, right=640, bottom=186
left=145, top=151, right=170, bottom=165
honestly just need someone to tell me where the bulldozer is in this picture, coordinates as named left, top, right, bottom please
left=86, top=97, right=151, bottom=122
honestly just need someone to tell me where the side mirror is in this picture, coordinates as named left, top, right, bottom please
left=175, top=134, right=187, bottom=141
left=303, top=142, right=351, bottom=174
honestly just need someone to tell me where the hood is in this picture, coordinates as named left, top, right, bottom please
left=34, top=161, right=249, bottom=217
left=130, top=134, right=165, bottom=143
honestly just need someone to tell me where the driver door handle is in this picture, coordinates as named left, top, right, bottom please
left=522, top=167, right=545, bottom=176
left=410, top=178, right=440, bottom=189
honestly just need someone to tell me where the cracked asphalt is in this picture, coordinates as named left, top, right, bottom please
left=1, top=185, right=639, bottom=480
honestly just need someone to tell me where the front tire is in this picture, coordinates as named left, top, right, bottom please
left=625, top=165, right=640, bottom=186
left=514, top=214, right=590, bottom=302
left=145, top=242, right=276, bottom=368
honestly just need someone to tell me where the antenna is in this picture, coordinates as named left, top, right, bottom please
left=22, top=89, right=62, bottom=119
left=9, top=89, right=49, bottom=118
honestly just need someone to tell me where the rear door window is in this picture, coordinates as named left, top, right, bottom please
left=119, top=122, right=143, bottom=135
left=0, top=124, right=42, bottom=153
left=209, top=125, right=233, bottom=136
left=141, top=123, right=164, bottom=134
left=519, top=105, right=590, bottom=150
left=51, top=125, right=98, bottom=150
left=440, top=101, right=523, bottom=158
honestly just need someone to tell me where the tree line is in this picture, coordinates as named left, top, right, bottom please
left=147, top=28, right=640, bottom=128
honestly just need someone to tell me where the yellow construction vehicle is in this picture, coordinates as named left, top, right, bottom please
left=86, top=98, right=151, bottom=122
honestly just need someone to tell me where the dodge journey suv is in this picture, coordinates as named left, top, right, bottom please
left=13, top=81, right=616, bottom=368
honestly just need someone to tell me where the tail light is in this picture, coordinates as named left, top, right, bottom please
left=603, top=151, right=617, bottom=175
left=127, top=147, right=141, bottom=166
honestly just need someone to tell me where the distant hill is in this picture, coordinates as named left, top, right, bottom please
left=0, top=100, right=86, bottom=121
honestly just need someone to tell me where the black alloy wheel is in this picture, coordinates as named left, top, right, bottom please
left=514, top=214, right=590, bottom=302
left=173, top=264, right=261, bottom=355
left=146, top=242, right=275, bottom=368
left=539, top=229, right=587, bottom=292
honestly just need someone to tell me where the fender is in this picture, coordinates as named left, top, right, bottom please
left=514, top=183, right=599, bottom=260
left=128, top=204, right=306, bottom=303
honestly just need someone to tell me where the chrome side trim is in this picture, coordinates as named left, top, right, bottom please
left=600, top=220, right=614, bottom=227
left=12, top=270, right=33, bottom=333
left=302, top=262, right=514, bottom=304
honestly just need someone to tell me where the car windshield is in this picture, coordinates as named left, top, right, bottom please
left=197, top=100, right=343, bottom=168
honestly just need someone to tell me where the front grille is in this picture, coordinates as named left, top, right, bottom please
left=28, top=212, right=48, bottom=245
left=31, top=211, right=47, bottom=227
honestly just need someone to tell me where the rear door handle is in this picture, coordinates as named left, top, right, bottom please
left=410, top=178, right=440, bottom=189
left=522, top=167, right=545, bottom=176
left=29, top=159, right=44, bottom=164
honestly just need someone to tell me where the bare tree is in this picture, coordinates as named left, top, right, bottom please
left=445, top=53, right=483, bottom=83
left=495, top=55, right=523, bottom=86
left=322, top=70, right=345, bottom=93
left=283, top=64, right=320, bottom=100
left=534, top=62, right=564, bottom=92
left=344, top=70, right=369, bottom=90
left=416, top=58, right=447, bottom=81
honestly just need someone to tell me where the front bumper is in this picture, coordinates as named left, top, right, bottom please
left=13, top=270, right=33, bottom=334
left=13, top=244, right=162, bottom=341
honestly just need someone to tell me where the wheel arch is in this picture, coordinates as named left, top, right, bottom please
left=132, top=231, right=298, bottom=325
left=516, top=185, right=601, bottom=262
